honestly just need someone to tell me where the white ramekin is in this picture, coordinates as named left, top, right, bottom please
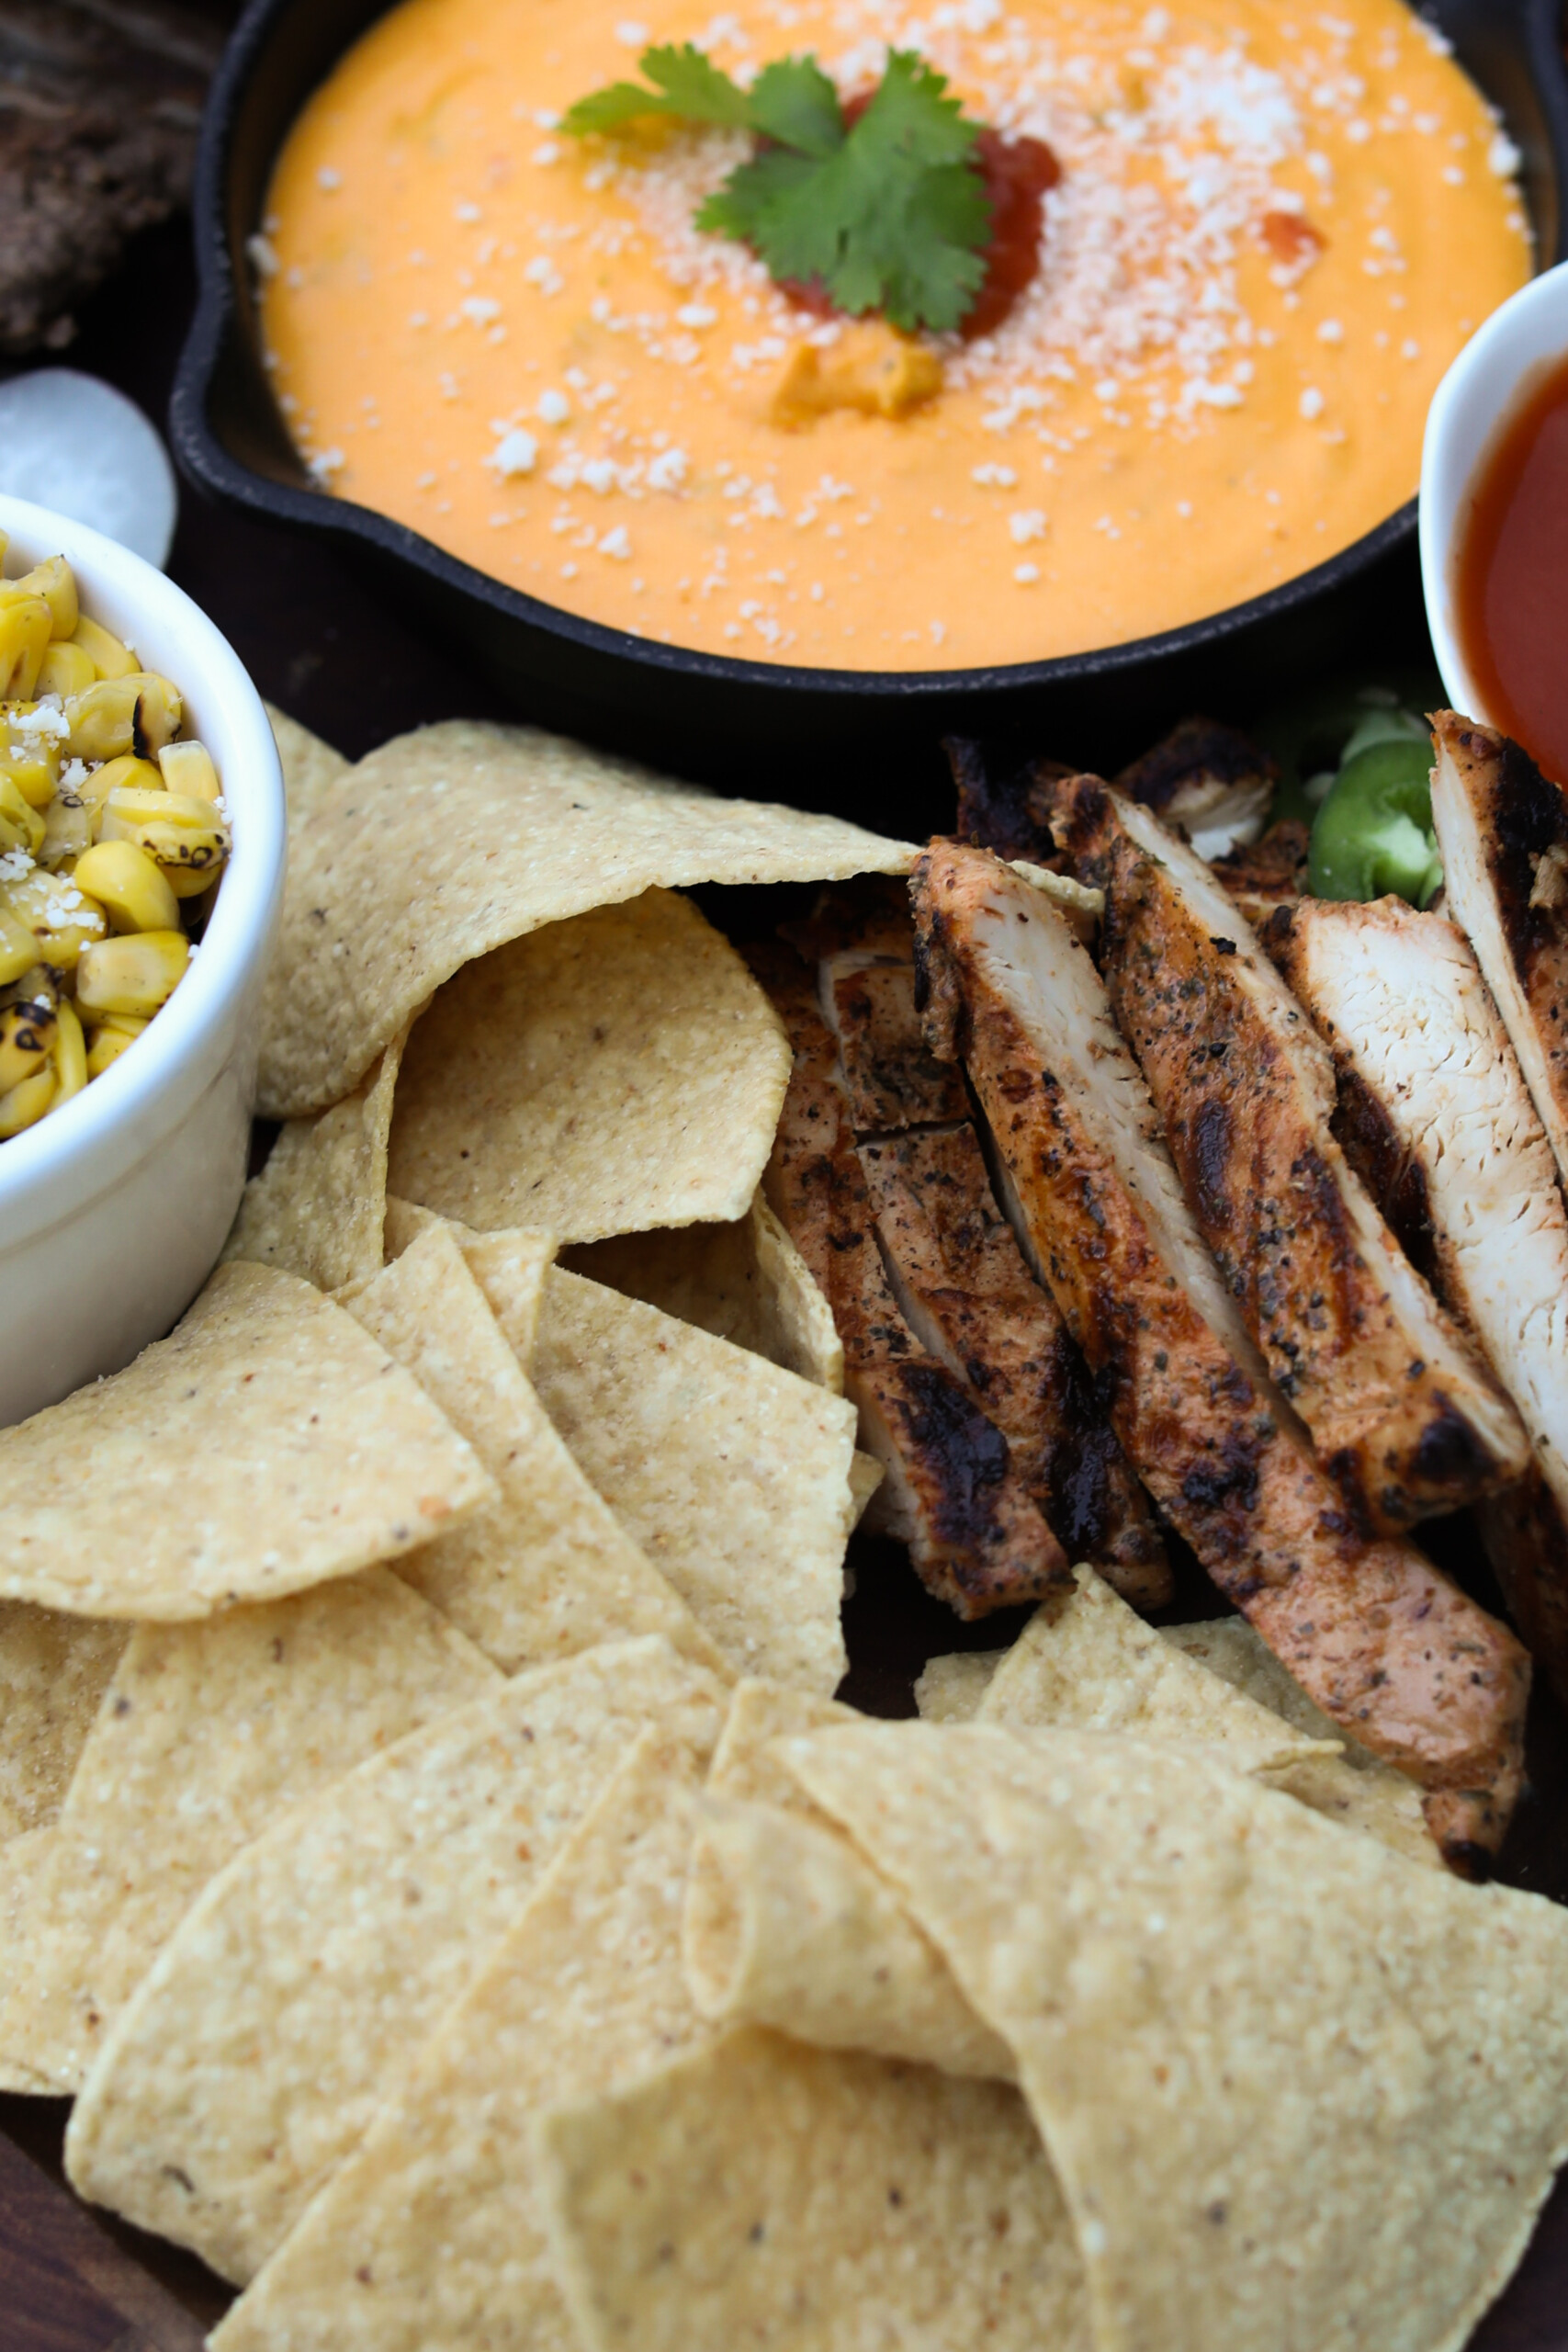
left=0, top=492, right=285, bottom=1427
left=1421, top=258, right=1568, bottom=718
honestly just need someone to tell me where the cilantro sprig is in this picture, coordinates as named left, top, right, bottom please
left=561, top=45, right=992, bottom=335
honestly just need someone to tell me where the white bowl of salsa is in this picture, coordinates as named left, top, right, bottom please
left=1421, top=256, right=1568, bottom=781
left=0, top=494, right=286, bottom=1428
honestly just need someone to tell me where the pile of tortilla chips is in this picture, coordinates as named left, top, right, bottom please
left=3, top=710, right=1568, bottom=2348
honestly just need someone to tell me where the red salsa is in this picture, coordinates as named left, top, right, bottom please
left=1456, top=350, right=1568, bottom=786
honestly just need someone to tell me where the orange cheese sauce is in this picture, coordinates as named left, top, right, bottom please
left=261, top=0, right=1528, bottom=670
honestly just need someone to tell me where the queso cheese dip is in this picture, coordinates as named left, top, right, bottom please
left=260, top=0, right=1528, bottom=671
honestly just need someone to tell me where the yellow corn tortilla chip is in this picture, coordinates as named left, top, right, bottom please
left=0, top=1828, right=55, bottom=2094
left=0, top=1569, right=497, bottom=2091
left=222, top=1029, right=410, bottom=1291
left=344, top=1227, right=723, bottom=1677
left=258, top=718, right=917, bottom=1118
left=1163, top=1617, right=1439, bottom=1867
left=564, top=1190, right=844, bottom=1392
left=532, top=1268, right=857, bottom=1690
left=209, top=1723, right=718, bottom=2352
left=383, top=1201, right=558, bottom=1365
left=66, top=1636, right=728, bottom=2284
left=388, top=890, right=792, bottom=1244
left=0, top=1262, right=496, bottom=1621
left=976, top=1566, right=1337, bottom=1773
left=683, top=1679, right=1010, bottom=2079
left=265, top=702, right=348, bottom=822
left=537, top=2025, right=1088, bottom=2352
left=914, top=1649, right=1005, bottom=1723
left=784, top=1718, right=1568, bottom=2352
left=0, top=1605, right=128, bottom=1840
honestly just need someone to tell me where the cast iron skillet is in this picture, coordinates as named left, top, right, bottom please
left=174, top=0, right=1568, bottom=819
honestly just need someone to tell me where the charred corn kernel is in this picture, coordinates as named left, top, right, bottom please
left=0, top=995, right=57, bottom=1091
left=81, top=754, right=161, bottom=815
left=51, top=998, right=85, bottom=1100
left=0, top=738, right=61, bottom=810
left=70, top=615, right=137, bottom=680
left=10, top=557, right=78, bottom=640
left=36, top=640, right=94, bottom=700
left=0, top=596, right=53, bottom=700
left=5, top=867, right=107, bottom=967
left=100, top=787, right=230, bottom=875
left=63, top=674, right=182, bottom=763
left=157, top=740, right=221, bottom=804
left=39, top=790, right=91, bottom=870
left=0, top=1063, right=56, bottom=1136
left=0, top=901, right=38, bottom=986
left=0, top=775, right=44, bottom=857
left=75, top=930, right=188, bottom=1016
left=73, top=840, right=179, bottom=933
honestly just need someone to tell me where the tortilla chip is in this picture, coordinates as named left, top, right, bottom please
left=537, top=2025, right=1087, bottom=2352
left=0, top=1262, right=496, bottom=1621
left=265, top=703, right=348, bottom=823
left=915, top=1649, right=1005, bottom=1724
left=563, top=1191, right=844, bottom=1393
left=531, top=1268, right=856, bottom=1690
left=0, top=1606, right=128, bottom=1840
left=258, top=718, right=917, bottom=1118
left=222, top=1030, right=409, bottom=1290
left=976, top=1566, right=1337, bottom=1772
left=388, top=890, right=792, bottom=1245
left=784, top=1718, right=1568, bottom=2352
left=682, top=1679, right=1010, bottom=2079
left=1163, top=1618, right=1439, bottom=1866
left=0, top=1829, right=56, bottom=2094
left=344, top=1227, right=723, bottom=1677
left=0, top=1569, right=497, bottom=2091
left=384, top=1201, right=558, bottom=1365
left=67, top=1636, right=728, bottom=2284
left=209, top=1723, right=718, bottom=2352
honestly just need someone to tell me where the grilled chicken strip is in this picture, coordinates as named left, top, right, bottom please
left=1430, top=710, right=1568, bottom=1193
left=1114, top=715, right=1278, bottom=862
left=1055, top=775, right=1528, bottom=1532
left=1268, top=894, right=1568, bottom=1702
left=910, top=842, right=1529, bottom=1869
left=859, top=1123, right=1171, bottom=1608
left=1211, top=818, right=1310, bottom=926
left=788, top=880, right=1168, bottom=1603
left=748, top=942, right=1068, bottom=1618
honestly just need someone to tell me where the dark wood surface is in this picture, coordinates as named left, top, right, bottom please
left=5, top=198, right=1568, bottom=2349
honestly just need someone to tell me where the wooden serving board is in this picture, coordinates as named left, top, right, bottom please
left=4, top=207, right=1568, bottom=2352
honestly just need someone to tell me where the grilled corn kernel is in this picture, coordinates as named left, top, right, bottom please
left=73, top=840, right=179, bottom=934
left=39, top=790, right=91, bottom=870
left=0, top=775, right=45, bottom=857
left=157, top=740, right=221, bottom=804
left=63, top=674, right=182, bottom=763
left=0, top=901, right=38, bottom=986
left=0, top=1063, right=57, bottom=1136
left=85, top=1021, right=143, bottom=1078
left=0, top=734, right=61, bottom=810
left=10, top=557, right=78, bottom=641
left=75, top=930, right=188, bottom=1017
left=36, top=640, right=95, bottom=700
left=100, top=787, right=230, bottom=875
left=70, top=615, right=137, bottom=680
left=5, top=867, right=107, bottom=968
left=0, top=596, right=53, bottom=701
left=0, top=994, right=55, bottom=1090
left=81, top=754, right=162, bottom=817
left=51, top=997, right=85, bottom=1100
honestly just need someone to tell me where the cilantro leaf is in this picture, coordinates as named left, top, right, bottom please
left=565, top=41, right=995, bottom=335
left=561, top=41, right=750, bottom=137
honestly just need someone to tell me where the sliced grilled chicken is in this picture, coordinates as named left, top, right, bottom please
left=1054, top=775, right=1528, bottom=1532
left=944, top=737, right=1067, bottom=862
left=1211, top=818, right=1311, bottom=926
left=910, top=842, right=1529, bottom=1869
left=1268, top=893, right=1568, bottom=1702
left=823, top=953, right=970, bottom=1136
left=747, top=942, right=1068, bottom=1618
left=1114, top=715, right=1277, bottom=861
left=1430, top=710, right=1568, bottom=1193
left=859, top=1123, right=1171, bottom=1608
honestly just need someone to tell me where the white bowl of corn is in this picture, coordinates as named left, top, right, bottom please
left=0, top=492, right=284, bottom=1428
